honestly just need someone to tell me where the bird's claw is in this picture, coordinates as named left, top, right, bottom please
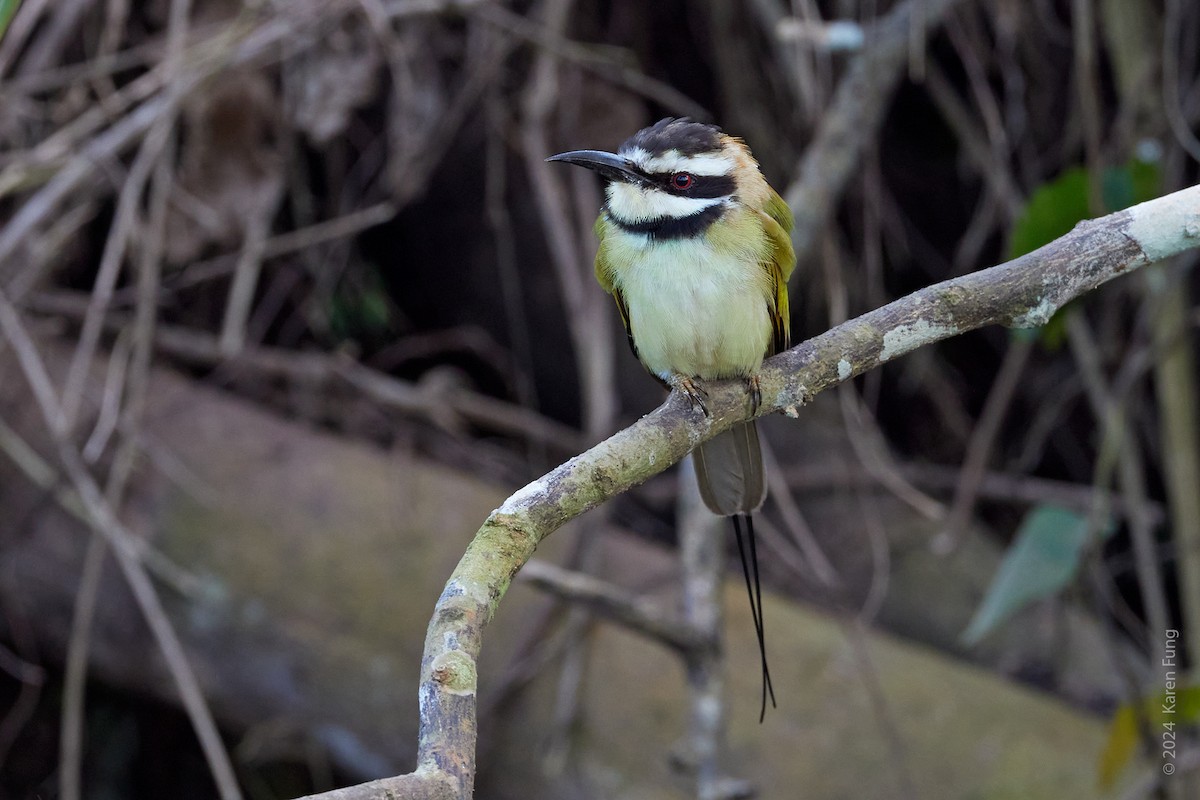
left=672, top=376, right=710, bottom=417
left=672, top=375, right=762, bottom=418
left=745, top=375, right=762, bottom=416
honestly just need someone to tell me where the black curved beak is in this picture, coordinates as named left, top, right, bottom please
left=545, top=149, right=650, bottom=187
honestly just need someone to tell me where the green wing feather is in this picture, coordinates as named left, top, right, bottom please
left=593, top=214, right=616, bottom=293
left=593, top=214, right=640, bottom=362
left=759, top=188, right=796, bottom=356
left=764, top=187, right=794, bottom=236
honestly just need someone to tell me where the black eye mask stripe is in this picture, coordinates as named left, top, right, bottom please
left=622, top=166, right=736, bottom=200
left=664, top=173, right=736, bottom=199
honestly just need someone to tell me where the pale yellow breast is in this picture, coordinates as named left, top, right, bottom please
left=607, top=209, right=774, bottom=380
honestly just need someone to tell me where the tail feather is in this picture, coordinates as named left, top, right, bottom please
left=695, top=421, right=775, bottom=721
left=734, top=514, right=776, bottom=722
left=693, top=421, right=766, bottom=516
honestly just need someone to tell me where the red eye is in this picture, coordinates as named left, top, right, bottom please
left=672, top=172, right=694, bottom=189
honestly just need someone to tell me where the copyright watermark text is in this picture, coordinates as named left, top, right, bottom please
left=1162, top=628, right=1179, bottom=775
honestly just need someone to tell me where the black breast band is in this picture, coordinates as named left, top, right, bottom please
left=605, top=202, right=726, bottom=240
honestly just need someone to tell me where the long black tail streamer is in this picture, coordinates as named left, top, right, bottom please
left=733, top=513, right=776, bottom=722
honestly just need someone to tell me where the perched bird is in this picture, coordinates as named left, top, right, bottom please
left=548, top=117, right=795, bottom=720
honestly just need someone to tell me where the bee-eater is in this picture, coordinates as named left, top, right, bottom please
left=549, top=117, right=795, bottom=720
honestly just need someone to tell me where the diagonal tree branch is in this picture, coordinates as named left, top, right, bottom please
left=296, top=183, right=1199, bottom=800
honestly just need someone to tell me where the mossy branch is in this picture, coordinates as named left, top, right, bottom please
left=300, top=184, right=1200, bottom=800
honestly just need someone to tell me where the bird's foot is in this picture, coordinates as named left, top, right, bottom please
left=744, top=375, right=762, bottom=416
left=670, top=375, right=710, bottom=417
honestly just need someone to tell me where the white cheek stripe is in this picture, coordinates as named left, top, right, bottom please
left=620, top=147, right=736, bottom=177
left=606, top=183, right=726, bottom=223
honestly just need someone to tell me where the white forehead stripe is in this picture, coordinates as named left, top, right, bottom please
left=605, top=182, right=727, bottom=223
left=620, top=147, right=735, bottom=177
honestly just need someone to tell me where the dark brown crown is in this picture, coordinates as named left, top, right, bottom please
left=619, top=118, right=723, bottom=157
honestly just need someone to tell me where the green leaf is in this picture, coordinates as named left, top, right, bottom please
left=1097, top=704, right=1139, bottom=791
left=1098, top=683, right=1200, bottom=789
left=1006, top=157, right=1163, bottom=346
left=1006, top=169, right=1092, bottom=347
left=1008, top=159, right=1163, bottom=262
left=1128, top=155, right=1163, bottom=205
left=1007, top=168, right=1092, bottom=261
left=961, top=505, right=1109, bottom=646
left=327, top=263, right=397, bottom=343
left=1101, top=166, right=1136, bottom=212
left=0, top=0, right=20, bottom=40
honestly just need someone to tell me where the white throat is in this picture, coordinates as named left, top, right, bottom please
left=605, top=182, right=727, bottom=224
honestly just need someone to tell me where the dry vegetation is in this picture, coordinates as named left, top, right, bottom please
left=1, top=0, right=1200, bottom=798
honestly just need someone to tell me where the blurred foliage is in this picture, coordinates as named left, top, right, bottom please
left=327, top=263, right=400, bottom=347
left=1007, top=168, right=1092, bottom=263
left=962, top=505, right=1113, bottom=646
left=0, top=0, right=18, bottom=39
left=1098, top=682, right=1200, bottom=790
left=1008, top=158, right=1163, bottom=347
left=1008, top=159, right=1162, bottom=260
